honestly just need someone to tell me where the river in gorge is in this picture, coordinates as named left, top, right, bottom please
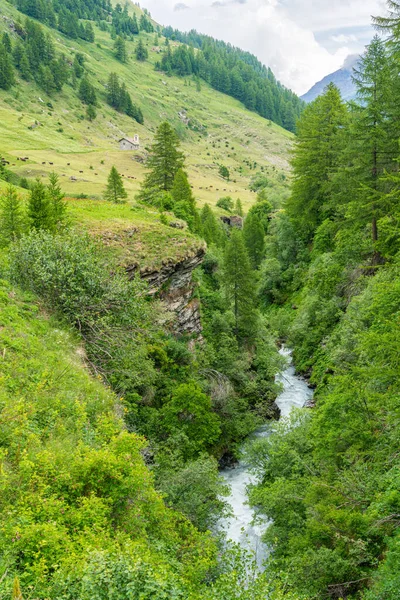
left=220, top=347, right=314, bottom=569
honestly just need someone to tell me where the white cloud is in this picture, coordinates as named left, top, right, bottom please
left=331, top=34, right=358, bottom=44
left=139, top=0, right=386, bottom=95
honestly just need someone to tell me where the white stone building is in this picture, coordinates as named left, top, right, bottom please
left=119, top=135, right=140, bottom=150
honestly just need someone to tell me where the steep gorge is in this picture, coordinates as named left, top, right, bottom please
left=127, top=243, right=206, bottom=335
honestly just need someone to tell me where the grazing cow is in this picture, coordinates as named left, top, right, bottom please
left=67, top=163, right=70, bottom=166
left=79, top=170, right=83, bottom=173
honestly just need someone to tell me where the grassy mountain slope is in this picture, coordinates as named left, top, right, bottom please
left=0, top=0, right=293, bottom=217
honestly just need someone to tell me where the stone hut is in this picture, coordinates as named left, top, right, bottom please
left=119, top=135, right=140, bottom=150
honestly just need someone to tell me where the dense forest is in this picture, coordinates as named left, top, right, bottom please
left=162, top=27, right=303, bottom=132
left=242, top=4, right=400, bottom=598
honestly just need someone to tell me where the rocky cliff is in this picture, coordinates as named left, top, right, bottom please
left=126, top=244, right=206, bottom=336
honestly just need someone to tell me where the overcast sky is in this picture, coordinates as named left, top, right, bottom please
left=139, top=0, right=387, bottom=95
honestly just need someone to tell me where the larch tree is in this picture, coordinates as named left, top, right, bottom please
left=78, top=76, right=97, bottom=105
left=114, top=36, right=128, bottom=63
left=201, top=204, right=224, bottom=247
left=0, top=43, right=15, bottom=90
left=135, top=39, right=148, bottom=61
left=28, top=178, right=52, bottom=231
left=348, top=36, right=395, bottom=258
left=47, top=172, right=68, bottom=229
left=0, top=185, right=25, bottom=246
left=171, top=169, right=200, bottom=233
left=286, top=83, right=347, bottom=241
left=234, top=198, right=243, bottom=217
left=138, top=122, right=184, bottom=203
left=107, top=72, right=121, bottom=109
left=104, top=166, right=128, bottom=204
left=223, top=229, right=258, bottom=342
left=243, top=211, right=265, bottom=269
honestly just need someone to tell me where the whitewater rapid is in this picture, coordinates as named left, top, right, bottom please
left=220, top=347, right=314, bottom=568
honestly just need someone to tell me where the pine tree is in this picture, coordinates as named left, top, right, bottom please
left=28, top=178, right=52, bottom=230
left=135, top=38, right=148, bottom=61
left=286, top=83, right=347, bottom=241
left=104, top=166, right=128, bottom=203
left=139, top=122, right=184, bottom=202
left=47, top=172, right=67, bottom=229
left=171, top=169, right=200, bottom=232
left=0, top=185, right=25, bottom=246
left=223, top=229, right=258, bottom=342
left=0, top=44, right=15, bottom=90
left=243, top=211, right=265, bottom=268
left=114, top=36, right=127, bottom=62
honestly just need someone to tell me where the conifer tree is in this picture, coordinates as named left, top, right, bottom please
left=348, top=36, right=396, bottom=256
left=223, top=229, right=258, bottom=342
left=171, top=169, right=200, bottom=232
left=201, top=204, right=223, bottom=247
left=107, top=72, right=121, bottom=109
left=47, top=172, right=67, bottom=229
left=135, top=38, right=148, bottom=61
left=0, top=43, right=15, bottom=90
left=104, top=166, right=128, bottom=203
left=28, top=178, right=52, bottom=230
left=138, top=122, right=184, bottom=202
left=86, top=104, right=97, bottom=121
left=19, top=47, right=31, bottom=80
left=125, top=93, right=144, bottom=124
left=2, top=32, right=12, bottom=53
left=234, top=198, right=243, bottom=216
left=286, top=83, right=347, bottom=241
left=114, top=36, right=127, bottom=62
left=243, top=211, right=265, bottom=268
left=219, top=165, right=230, bottom=180
left=78, top=76, right=97, bottom=105
left=0, top=185, right=25, bottom=246
left=73, top=53, right=84, bottom=78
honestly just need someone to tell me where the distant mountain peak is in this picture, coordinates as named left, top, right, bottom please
left=301, top=55, right=360, bottom=103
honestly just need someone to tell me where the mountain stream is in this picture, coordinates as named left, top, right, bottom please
left=220, top=347, right=314, bottom=568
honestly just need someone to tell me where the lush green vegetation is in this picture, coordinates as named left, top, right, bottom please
left=162, top=27, right=303, bottom=132
left=0, top=110, right=286, bottom=597
left=245, top=3, right=400, bottom=598
left=3, top=0, right=400, bottom=597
